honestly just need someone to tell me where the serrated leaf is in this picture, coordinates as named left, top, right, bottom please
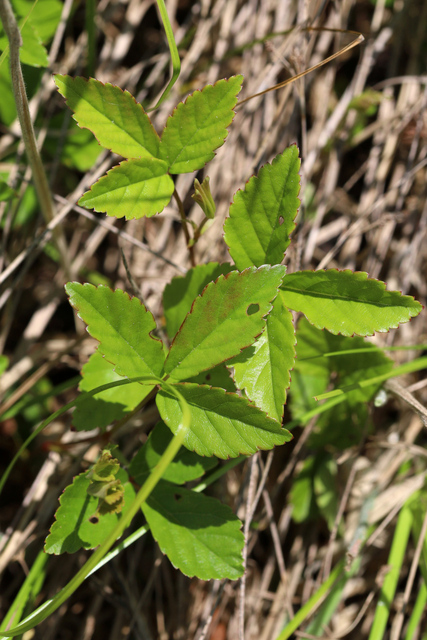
left=231, top=291, right=295, bottom=422
left=165, top=265, right=286, bottom=381
left=224, top=146, right=301, bottom=270
left=157, top=383, right=292, bottom=459
left=73, top=352, right=150, bottom=432
left=160, top=76, right=243, bottom=173
left=281, top=270, right=422, bottom=336
left=78, top=158, right=174, bottom=219
left=65, top=284, right=164, bottom=383
left=44, top=469, right=135, bottom=554
left=163, top=262, right=234, bottom=339
left=54, top=76, right=160, bottom=159
left=142, top=481, right=244, bottom=579
left=130, top=421, right=217, bottom=485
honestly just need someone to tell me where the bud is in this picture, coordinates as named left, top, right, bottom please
left=192, top=176, right=216, bottom=219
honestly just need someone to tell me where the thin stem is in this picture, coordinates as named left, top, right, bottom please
left=0, top=0, right=70, bottom=275
left=173, top=188, right=196, bottom=267
left=148, top=0, right=181, bottom=111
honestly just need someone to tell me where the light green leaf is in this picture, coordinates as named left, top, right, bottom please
left=73, top=352, right=150, bottom=432
left=44, top=469, right=136, bottom=554
left=163, top=262, right=234, bottom=339
left=224, top=146, right=301, bottom=270
left=165, top=265, right=286, bottom=381
left=78, top=158, right=174, bottom=219
left=13, top=0, right=62, bottom=43
left=289, top=456, right=317, bottom=523
left=0, top=355, right=8, bottom=376
left=129, top=421, right=217, bottom=485
left=65, top=283, right=164, bottom=382
left=160, top=76, right=243, bottom=173
left=156, top=383, right=292, bottom=459
left=313, top=454, right=338, bottom=531
left=142, top=481, right=244, bottom=579
left=19, top=21, right=48, bottom=67
left=281, top=270, right=422, bottom=336
left=54, top=75, right=160, bottom=159
left=231, top=291, right=295, bottom=422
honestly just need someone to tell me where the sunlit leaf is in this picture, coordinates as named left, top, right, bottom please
left=160, top=76, right=243, bottom=173
left=65, top=283, right=164, bottom=382
left=54, top=76, right=160, bottom=158
left=165, top=265, right=286, bottom=381
left=224, top=146, right=300, bottom=270
left=231, top=292, right=295, bottom=422
left=157, top=382, right=292, bottom=458
left=281, top=270, right=422, bottom=336
left=79, top=158, right=174, bottom=219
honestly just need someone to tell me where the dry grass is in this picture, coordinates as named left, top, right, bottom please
left=1, top=0, right=427, bottom=638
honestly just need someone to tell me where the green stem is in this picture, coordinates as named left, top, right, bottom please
left=0, top=0, right=70, bottom=275
left=148, top=0, right=181, bottom=111
left=316, top=356, right=427, bottom=401
left=173, top=188, right=195, bottom=267
left=85, top=0, right=96, bottom=78
left=275, top=559, right=347, bottom=640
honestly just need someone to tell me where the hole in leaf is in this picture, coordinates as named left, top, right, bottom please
left=205, top=374, right=211, bottom=381
left=246, top=303, right=260, bottom=316
left=89, top=515, right=99, bottom=524
left=174, top=493, right=183, bottom=502
left=279, top=216, right=284, bottom=225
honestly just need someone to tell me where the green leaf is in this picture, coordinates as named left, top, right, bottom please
left=78, top=158, right=174, bottom=219
left=224, top=146, right=301, bottom=270
left=187, top=363, right=236, bottom=392
left=18, top=21, right=48, bottom=67
left=313, top=454, right=338, bottom=531
left=65, top=283, right=164, bottom=382
left=0, top=355, right=9, bottom=377
left=142, top=481, right=244, bottom=579
left=54, top=76, right=160, bottom=159
left=290, top=318, right=394, bottom=449
left=0, top=179, right=16, bottom=202
left=129, top=421, right=217, bottom=485
left=163, top=262, right=234, bottom=339
left=44, top=469, right=136, bottom=554
left=281, top=270, right=422, bottom=336
left=13, top=0, right=62, bottom=42
left=160, top=76, right=243, bottom=173
left=73, top=352, right=150, bottom=432
left=165, top=265, right=286, bottom=381
left=231, top=291, right=295, bottom=422
left=157, top=382, right=292, bottom=459
left=289, top=456, right=317, bottom=523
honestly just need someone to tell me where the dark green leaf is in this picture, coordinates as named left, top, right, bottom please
left=143, top=481, right=244, bottom=579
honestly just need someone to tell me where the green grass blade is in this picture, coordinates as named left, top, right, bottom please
left=148, top=0, right=181, bottom=111
left=368, top=502, right=413, bottom=640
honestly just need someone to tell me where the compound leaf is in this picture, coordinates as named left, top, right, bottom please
left=224, top=146, right=300, bottom=270
left=54, top=76, right=160, bottom=159
left=44, top=468, right=135, bottom=554
left=231, top=291, right=295, bottom=422
left=160, top=76, right=243, bottom=173
left=143, top=481, right=244, bottom=580
left=156, top=383, right=292, bottom=459
left=78, top=158, right=174, bottom=219
left=281, top=270, right=422, bottom=336
left=73, top=352, right=150, bottom=432
left=164, top=265, right=286, bottom=381
left=65, top=283, right=164, bottom=382
left=163, top=262, right=234, bottom=339
left=130, top=421, right=217, bottom=486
